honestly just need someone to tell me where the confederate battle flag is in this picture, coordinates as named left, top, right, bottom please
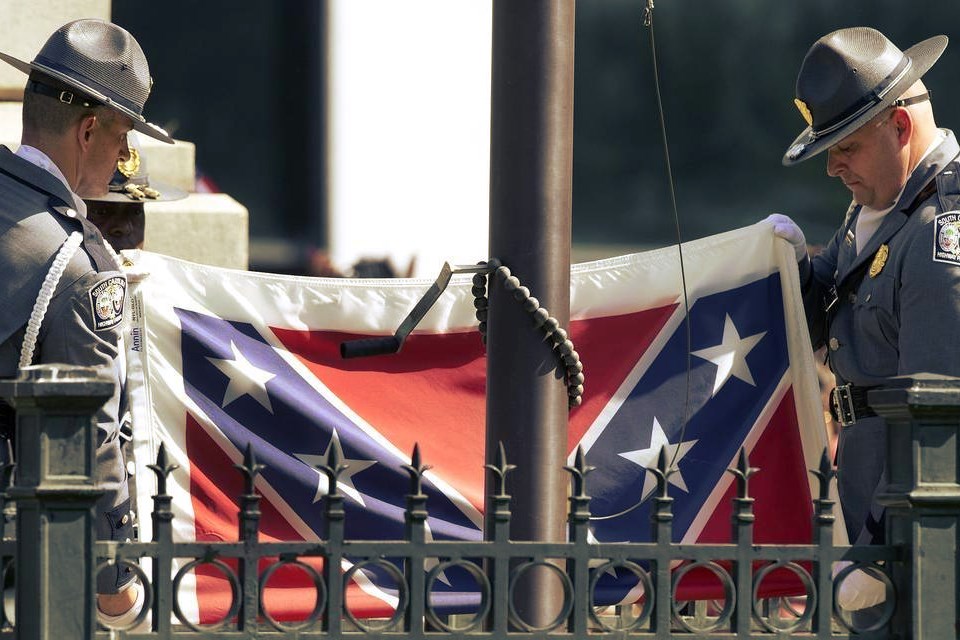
left=125, top=222, right=831, bottom=623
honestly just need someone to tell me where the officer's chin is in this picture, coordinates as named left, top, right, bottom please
left=110, top=237, right=141, bottom=252
left=76, top=181, right=110, bottom=200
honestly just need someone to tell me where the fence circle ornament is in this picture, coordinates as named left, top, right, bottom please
left=587, top=560, right=654, bottom=631
left=751, top=561, right=817, bottom=633
left=172, top=557, right=240, bottom=632
left=342, top=559, right=408, bottom=631
left=833, top=562, right=896, bottom=633
left=95, top=559, right=153, bottom=632
left=259, top=558, right=327, bottom=631
left=424, top=559, right=491, bottom=632
left=671, top=561, right=736, bottom=633
left=507, top=560, right=574, bottom=632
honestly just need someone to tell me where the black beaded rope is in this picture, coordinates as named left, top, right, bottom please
left=472, top=259, right=584, bottom=409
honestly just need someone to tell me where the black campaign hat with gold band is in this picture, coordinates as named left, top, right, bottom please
left=86, top=133, right=186, bottom=203
left=0, top=19, right=174, bottom=144
left=783, top=27, right=947, bottom=166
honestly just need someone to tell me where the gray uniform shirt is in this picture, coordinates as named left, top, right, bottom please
left=0, top=145, right=129, bottom=524
left=799, top=129, right=960, bottom=543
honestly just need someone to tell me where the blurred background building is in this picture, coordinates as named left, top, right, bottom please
left=22, top=0, right=959, bottom=274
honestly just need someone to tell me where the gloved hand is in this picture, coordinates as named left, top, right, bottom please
left=764, top=213, right=807, bottom=262
left=834, top=561, right=887, bottom=611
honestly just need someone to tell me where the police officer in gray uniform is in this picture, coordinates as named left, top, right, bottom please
left=0, top=19, right=173, bottom=624
left=768, top=27, right=960, bottom=613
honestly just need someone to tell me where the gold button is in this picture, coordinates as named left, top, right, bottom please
left=829, top=337, right=840, bottom=351
left=121, top=514, right=129, bottom=525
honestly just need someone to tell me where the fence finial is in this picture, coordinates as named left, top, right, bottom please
left=484, top=441, right=516, bottom=497
left=726, top=447, right=759, bottom=498
left=320, top=433, right=349, bottom=496
left=148, top=442, right=180, bottom=495
left=809, top=448, right=836, bottom=501
left=646, top=445, right=677, bottom=499
left=234, top=442, right=265, bottom=495
left=402, top=443, right=432, bottom=497
left=564, top=445, right=595, bottom=498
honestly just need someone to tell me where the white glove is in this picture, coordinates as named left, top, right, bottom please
left=834, top=561, right=887, bottom=611
left=764, top=213, right=807, bottom=263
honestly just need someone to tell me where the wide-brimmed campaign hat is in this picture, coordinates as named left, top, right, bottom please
left=0, top=18, right=173, bottom=144
left=85, top=133, right=186, bottom=203
left=783, top=27, right=947, bottom=166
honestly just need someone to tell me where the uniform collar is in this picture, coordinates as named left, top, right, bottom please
left=838, top=129, right=960, bottom=281
left=13, top=144, right=87, bottom=218
left=895, top=129, right=960, bottom=214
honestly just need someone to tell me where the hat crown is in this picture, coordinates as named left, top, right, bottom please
left=33, top=19, right=151, bottom=116
left=797, top=27, right=908, bottom=134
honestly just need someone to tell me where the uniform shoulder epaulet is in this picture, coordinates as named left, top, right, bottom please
left=936, top=157, right=960, bottom=213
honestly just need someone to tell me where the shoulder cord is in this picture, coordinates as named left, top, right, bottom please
left=18, top=231, right=84, bottom=369
left=18, top=235, right=127, bottom=371
left=101, top=238, right=127, bottom=272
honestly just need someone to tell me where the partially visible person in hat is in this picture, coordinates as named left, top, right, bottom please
left=85, top=131, right=186, bottom=252
left=764, top=27, right=959, bottom=617
left=0, top=18, right=173, bottom=629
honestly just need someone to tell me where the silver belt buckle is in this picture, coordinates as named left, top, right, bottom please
left=831, top=384, right=857, bottom=427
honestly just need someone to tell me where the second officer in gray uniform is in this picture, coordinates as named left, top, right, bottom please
left=0, top=19, right=173, bottom=625
left=769, top=27, right=960, bottom=611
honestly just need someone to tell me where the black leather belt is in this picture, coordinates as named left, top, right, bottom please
left=830, top=384, right=878, bottom=427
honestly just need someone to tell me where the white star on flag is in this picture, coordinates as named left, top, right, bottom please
left=619, top=417, right=698, bottom=499
left=207, top=341, right=277, bottom=412
left=294, top=429, right=376, bottom=507
left=691, top=314, right=766, bottom=395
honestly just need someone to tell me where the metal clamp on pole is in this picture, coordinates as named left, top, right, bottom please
left=340, top=260, right=585, bottom=409
left=339, top=262, right=493, bottom=359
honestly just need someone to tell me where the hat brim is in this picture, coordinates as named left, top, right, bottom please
left=782, top=35, right=948, bottom=166
left=0, top=51, right=174, bottom=144
left=84, top=181, right=188, bottom=204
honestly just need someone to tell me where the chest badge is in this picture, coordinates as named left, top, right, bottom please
left=869, top=244, right=889, bottom=278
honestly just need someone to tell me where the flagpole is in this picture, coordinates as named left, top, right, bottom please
left=486, top=0, right=575, bottom=627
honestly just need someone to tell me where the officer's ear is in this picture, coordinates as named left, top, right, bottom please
left=891, top=108, right=912, bottom=146
left=76, top=113, right=98, bottom=152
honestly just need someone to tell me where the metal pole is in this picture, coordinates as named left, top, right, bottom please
left=0, top=365, right=111, bottom=640
left=486, top=0, right=575, bottom=627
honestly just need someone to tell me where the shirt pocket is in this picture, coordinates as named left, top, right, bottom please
left=852, top=273, right=898, bottom=355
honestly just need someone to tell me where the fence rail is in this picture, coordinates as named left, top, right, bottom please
left=0, top=365, right=957, bottom=639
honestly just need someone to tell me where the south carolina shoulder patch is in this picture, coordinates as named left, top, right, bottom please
left=88, top=276, right=126, bottom=331
left=934, top=211, right=960, bottom=265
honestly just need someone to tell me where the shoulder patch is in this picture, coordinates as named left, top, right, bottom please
left=933, top=211, right=960, bottom=265
left=88, top=276, right=126, bottom=331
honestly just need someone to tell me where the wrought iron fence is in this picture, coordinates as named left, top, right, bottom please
left=0, top=364, right=957, bottom=639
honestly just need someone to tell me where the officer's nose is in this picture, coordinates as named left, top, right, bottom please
left=118, top=135, right=131, bottom=162
left=111, top=216, right=134, bottom=237
left=826, top=148, right=844, bottom=178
